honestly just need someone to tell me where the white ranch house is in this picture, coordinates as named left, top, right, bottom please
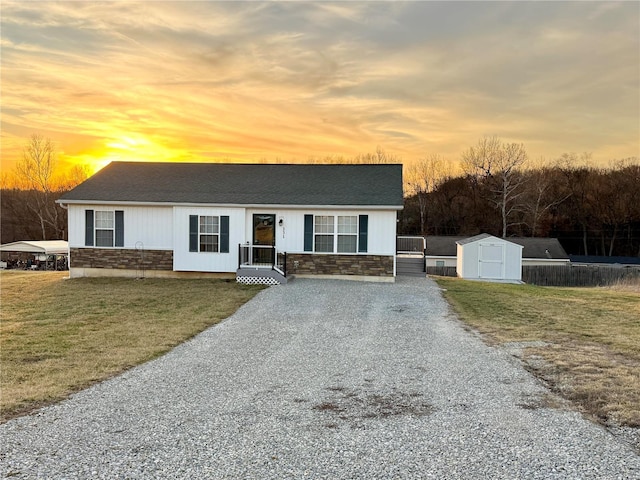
left=58, top=162, right=404, bottom=284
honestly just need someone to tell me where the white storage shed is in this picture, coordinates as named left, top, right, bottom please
left=456, top=234, right=523, bottom=282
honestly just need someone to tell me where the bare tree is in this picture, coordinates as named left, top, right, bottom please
left=591, top=161, right=640, bottom=256
left=405, top=154, right=452, bottom=235
left=521, top=166, right=571, bottom=237
left=555, top=153, right=595, bottom=255
left=57, top=164, right=90, bottom=191
left=304, top=147, right=398, bottom=165
left=352, top=146, right=399, bottom=164
left=461, top=136, right=528, bottom=237
left=15, top=134, right=65, bottom=239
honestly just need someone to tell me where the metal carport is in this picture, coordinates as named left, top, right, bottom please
left=0, top=240, right=69, bottom=270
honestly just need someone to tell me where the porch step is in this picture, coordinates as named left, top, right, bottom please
left=396, top=257, right=426, bottom=277
left=236, top=267, right=288, bottom=285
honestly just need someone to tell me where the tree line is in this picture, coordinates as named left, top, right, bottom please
left=2, top=134, right=639, bottom=257
left=401, top=138, right=640, bottom=257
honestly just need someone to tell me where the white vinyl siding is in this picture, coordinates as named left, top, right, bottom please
left=244, top=209, right=396, bottom=256
left=68, top=205, right=397, bottom=274
left=68, top=205, right=173, bottom=249
left=174, top=207, right=244, bottom=273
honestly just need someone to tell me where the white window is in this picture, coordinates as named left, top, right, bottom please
left=95, top=211, right=114, bottom=247
left=199, top=216, right=219, bottom=253
left=436, top=260, right=445, bottom=267
left=314, top=215, right=334, bottom=252
left=314, top=215, right=358, bottom=253
left=337, top=216, right=357, bottom=253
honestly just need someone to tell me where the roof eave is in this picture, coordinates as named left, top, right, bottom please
left=57, top=199, right=404, bottom=211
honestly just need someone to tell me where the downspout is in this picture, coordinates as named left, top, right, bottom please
left=58, top=202, right=71, bottom=277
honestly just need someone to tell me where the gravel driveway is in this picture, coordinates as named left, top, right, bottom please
left=1, top=276, right=638, bottom=479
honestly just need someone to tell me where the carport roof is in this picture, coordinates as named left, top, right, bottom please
left=0, top=240, right=69, bottom=255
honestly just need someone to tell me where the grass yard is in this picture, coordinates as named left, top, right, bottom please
left=435, top=277, right=640, bottom=427
left=0, top=271, right=264, bottom=421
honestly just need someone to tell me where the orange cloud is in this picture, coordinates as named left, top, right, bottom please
left=1, top=1, right=638, bottom=180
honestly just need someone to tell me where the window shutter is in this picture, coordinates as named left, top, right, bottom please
left=304, top=215, right=313, bottom=252
left=115, top=210, right=124, bottom=247
left=85, top=210, right=94, bottom=246
left=358, top=215, right=368, bottom=253
left=220, top=216, right=229, bottom=253
left=189, top=215, right=198, bottom=252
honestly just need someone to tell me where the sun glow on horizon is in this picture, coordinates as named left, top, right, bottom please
left=65, top=134, right=197, bottom=178
left=102, top=134, right=178, bottom=163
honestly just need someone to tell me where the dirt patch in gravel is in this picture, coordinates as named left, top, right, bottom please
left=312, top=385, right=434, bottom=429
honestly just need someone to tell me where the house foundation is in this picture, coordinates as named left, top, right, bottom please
left=286, top=253, right=394, bottom=278
left=70, top=248, right=173, bottom=271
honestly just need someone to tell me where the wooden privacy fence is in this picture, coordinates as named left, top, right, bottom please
left=425, top=264, right=640, bottom=287
left=425, top=266, right=457, bottom=277
left=523, top=265, right=640, bottom=287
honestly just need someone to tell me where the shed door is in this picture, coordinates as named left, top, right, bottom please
left=479, top=242, right=504, bottom=279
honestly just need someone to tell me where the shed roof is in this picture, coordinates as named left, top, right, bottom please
left=426, top=235, right=568, bottom=259
left=456, top=233, right=501, bottom=246
left=0, top=240, right=69, bottom=255
left=58, top=162, right=404, bottom=208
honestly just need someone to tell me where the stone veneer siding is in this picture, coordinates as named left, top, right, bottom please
left=286, top=253, right=394, bottom=277
left=71, top=248, right=173, bottom=270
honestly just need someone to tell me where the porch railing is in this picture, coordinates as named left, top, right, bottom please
left=396, top=235, right=426, bottom=255
left=238, top=244, right=287, bottom=277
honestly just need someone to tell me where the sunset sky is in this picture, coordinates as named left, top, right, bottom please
left=1, top=1, right=638, bottom=176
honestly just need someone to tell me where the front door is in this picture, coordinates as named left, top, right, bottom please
left=253, top=214, right=275, bottom=264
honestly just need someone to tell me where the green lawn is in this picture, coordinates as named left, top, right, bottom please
left=0, top=271, right=264, bottom=421
left=435, top=277, right=640, bottom=427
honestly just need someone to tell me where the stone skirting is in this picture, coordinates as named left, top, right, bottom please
left=70, top=248, right=173, bottom=271
left=70, top=249, right=394, bottom=278
left=286, top=253, right=394, bottom=277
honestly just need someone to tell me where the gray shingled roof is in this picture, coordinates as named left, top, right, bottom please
left=456, top=233, right=495, bottom=246
left=59, top=162, right=404, bottom=207
left=425, top=236, right=466, bottom=256
left=426, top=235, right=569, bottom=259
left=510, top=237, right=569, bottom=260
